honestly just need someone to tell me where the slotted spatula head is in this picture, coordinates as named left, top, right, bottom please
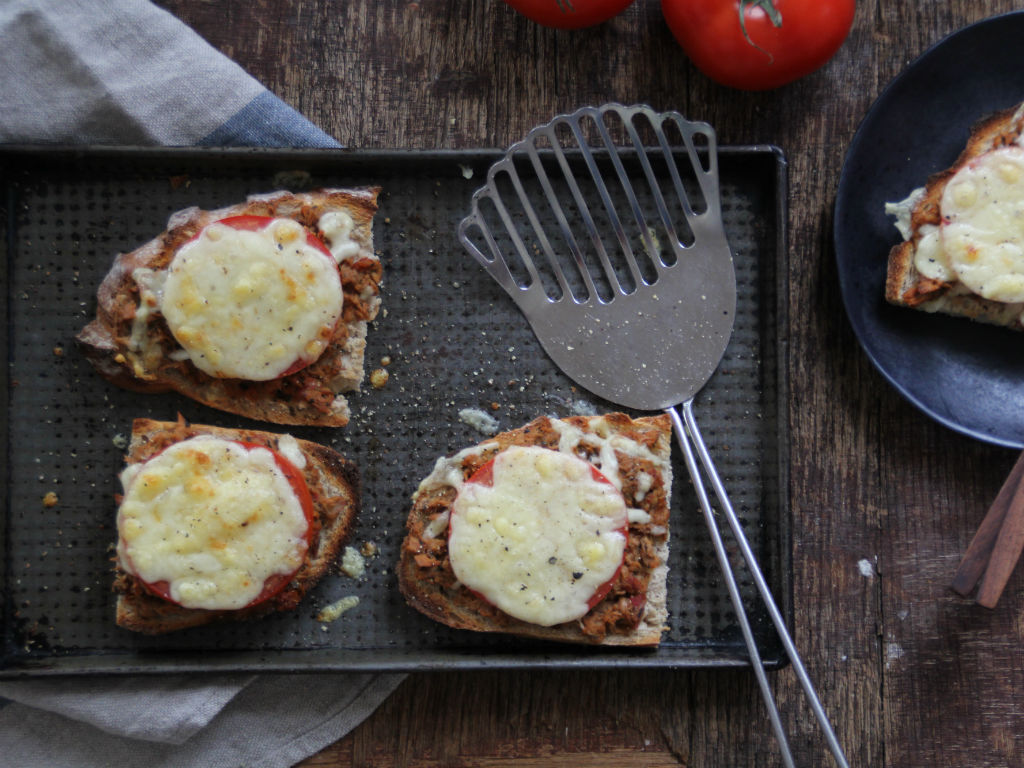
left=458, top=104, right=736, bottom=411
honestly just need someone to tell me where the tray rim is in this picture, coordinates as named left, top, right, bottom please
left=0, top=143, right=790, bottom=677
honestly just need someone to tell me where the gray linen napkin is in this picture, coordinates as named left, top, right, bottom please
left=0, top=0, right=338, bottom=147
left=0, top=1, right=406, bottom=766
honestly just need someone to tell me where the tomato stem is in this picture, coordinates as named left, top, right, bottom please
left=738, top=0, right=783, bottom=61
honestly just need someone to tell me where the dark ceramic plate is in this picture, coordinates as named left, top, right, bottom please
left=835, top=12, right=1024, bottom=448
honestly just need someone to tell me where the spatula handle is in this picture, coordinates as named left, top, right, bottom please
left=668, top=404, right=795, bottom=768
left=668, top=402, right=849, bottom=768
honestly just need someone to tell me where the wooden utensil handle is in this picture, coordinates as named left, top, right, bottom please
left=951, top=450, right=1024, bottom=597
left=977, top=470, right=1024, bottom=608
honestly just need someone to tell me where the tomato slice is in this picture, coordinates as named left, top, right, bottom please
left=453, top=451, right=628, bottom=617
left=129, top=440, right=315, bottom=610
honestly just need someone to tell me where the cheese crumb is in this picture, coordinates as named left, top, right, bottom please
left=42, top=492, right=58, bottom=508
left=340, top=546, right=366, bottom=579
left=370, top=368, right=389, bottom=389
left=571, top=400, right=598, bottom=416
left=459, top=407, right=499, bottom=435
left=316, top=596, right=360, bottom=623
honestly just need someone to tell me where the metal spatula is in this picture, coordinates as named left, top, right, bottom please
left=458, top=104, right=848, bottom=768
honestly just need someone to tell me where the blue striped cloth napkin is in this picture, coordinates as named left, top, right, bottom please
left=0, top=0, right=339, bottom=148
left=0, top=2, right=404, bottom=766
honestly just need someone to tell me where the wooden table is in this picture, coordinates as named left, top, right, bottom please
left=157, top=1, right=1024, bottom=765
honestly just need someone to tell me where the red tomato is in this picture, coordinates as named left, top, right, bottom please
left=661, top=0, right=855, bottom=90
left=132, top=441, right=315, bottom=609
left=455, top=452, right=627, bottom=613
left=501, top=0, right=636, bottom=29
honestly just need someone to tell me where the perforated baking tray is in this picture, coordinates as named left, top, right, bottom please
left=0, top=145, right=788, bottom=676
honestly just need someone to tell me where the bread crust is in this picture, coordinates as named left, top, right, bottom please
left=397, top=413, right=672, bottom=647
left=885, top=103, right=1024, bottom=329
left=77, top=188, right=382, bottom=426
left=114, top=417, right=359, bottom=634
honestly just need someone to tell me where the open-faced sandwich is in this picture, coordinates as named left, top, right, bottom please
left=113, top=417, right=359, bottom=634
left=78, top=188, right=381, bottom=426
left=398, top=413, right=672, bottom=646
left=886, top=102, right=1024, bottom=330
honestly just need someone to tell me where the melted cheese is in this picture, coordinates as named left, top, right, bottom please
left=885, top=187, right=926, bottom=241
left=160, top=218, right=344, bottom=380
left=318, top=211, right=363, bottom=262
left=548, top=416, right=663, bottom=491
left=116, top=435, right=309, bottom=611
left=415, top=442, right=497, bottom=499
left=423, top=510, right=450, bottom=540
left=942, top=146, right=1024, bottom=302
left=912, top=225, right=954, bottom=281
left=275, top=434, right=307, bottom=470
left=416, top=416, right=665, bottom=538
left=448, top=446, right=628, bottom=627
left=634, top=470, right=654, bottom=502
left=129, top=268, right=167, bottom=352
left=125, top=267, right=169, bottom=379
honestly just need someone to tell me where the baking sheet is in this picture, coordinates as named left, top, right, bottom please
left=0, top=145, right=788, bottom=675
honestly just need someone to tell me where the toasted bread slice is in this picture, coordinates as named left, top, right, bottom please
left=114, top=417, right=359, bottom=634
left=77, top=188, right=381, bottom=426
left=885, top=103, right=1024, bottom=329
left=398, top=413, right=672, bottom=646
